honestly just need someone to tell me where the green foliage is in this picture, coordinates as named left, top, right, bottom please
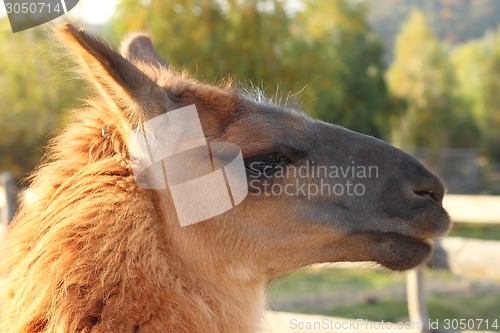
left=386, top=10, right=480, bottom=150
left=0, top=19, right=83, bottom=180
left=358, top=0, right=500, bottom=61
left=113, top=0, right=391, bottom=138
left=452, top=29, right=500, bottom=161
left=295, top=0, right=391, bottom=137
left=3, top=1, right=500, bottom=179
left=113, top=0, right=292, bottom=90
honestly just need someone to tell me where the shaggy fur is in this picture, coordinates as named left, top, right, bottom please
left=0, top=25, right=264, bottom=333
left=0, top=22, right=451, bottom=333
left=0, top=81, right=270, bottom=333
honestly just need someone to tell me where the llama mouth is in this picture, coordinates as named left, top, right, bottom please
left=368, top=232, right=434, bottom=271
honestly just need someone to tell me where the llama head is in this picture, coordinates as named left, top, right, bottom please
left=56, top=22, right=451, bottom=279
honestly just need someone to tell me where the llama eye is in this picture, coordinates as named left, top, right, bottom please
left=244, top=152, right=286, bottom=174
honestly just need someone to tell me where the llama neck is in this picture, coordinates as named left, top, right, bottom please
left=159, top=256, right=266, bottom=333
left=154, top=191, right=267, bottom=332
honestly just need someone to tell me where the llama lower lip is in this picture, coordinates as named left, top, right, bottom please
left=369, top=232, right=434, bottom=271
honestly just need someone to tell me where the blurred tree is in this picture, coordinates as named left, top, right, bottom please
left=293, top=0, right=391, bottom=137
left=355, top=0, right=500, bottom=63
left=452, top=29, right=500, bottom=161
left=0, top=18, right=83, bottom=180
left=113, top=0, right=291, bottom=90
left=113, top=0, right=391, bottom=138
left=386, top=10, right=479, bottom=150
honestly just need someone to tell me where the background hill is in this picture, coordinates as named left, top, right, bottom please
left=356, top=0, right=500, bottom=62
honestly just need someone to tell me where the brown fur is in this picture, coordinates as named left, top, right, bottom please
left=0, top=81, right=266, bottom=333
left=0, top=22, right=451, bottom=333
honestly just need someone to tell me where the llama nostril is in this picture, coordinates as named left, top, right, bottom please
left=412, top=172, right=445, bottom=204
left=403, top=160, right=445, bottom=205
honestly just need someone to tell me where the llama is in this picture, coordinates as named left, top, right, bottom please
left=0, top=22, right=451, bottom=333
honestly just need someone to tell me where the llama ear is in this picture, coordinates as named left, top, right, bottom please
left=56, top=22, right=173, bottom=126
left=120, top=33, right=168, bottom=69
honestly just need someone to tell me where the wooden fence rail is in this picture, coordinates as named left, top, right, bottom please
left=443, top=194, right=500, bottom=224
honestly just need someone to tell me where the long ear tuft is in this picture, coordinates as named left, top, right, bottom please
left=54, top=21, right=173, bottom=127
left=121, top=32, right=168, bottom=69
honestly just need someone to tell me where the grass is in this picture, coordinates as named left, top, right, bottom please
left=267, top=267, right=406, bottom=300
left=267, top=224, right=500, bottom=331
left=329, top=293, right=500, bottom=329
left=268, top=269, right=500, bottom=330
left=448, top=222, right=500, bottom=240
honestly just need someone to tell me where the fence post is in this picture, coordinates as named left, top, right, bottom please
left=0, top=172, right=16, bottom=230
left=407, top=268, right=430, bottom=333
